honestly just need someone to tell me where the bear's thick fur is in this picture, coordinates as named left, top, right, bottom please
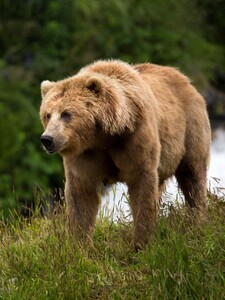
left=40, top=60, right=211, bottom=249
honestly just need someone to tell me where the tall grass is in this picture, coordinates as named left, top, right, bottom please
left=0, top=195, right=225, bottom=300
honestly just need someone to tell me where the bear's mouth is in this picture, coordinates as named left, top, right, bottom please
left=42, top=145, right=57, bottom=155
left=46, top=148, right=57, bottom=154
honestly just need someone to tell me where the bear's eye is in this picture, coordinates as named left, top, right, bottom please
left=46, top=113, right=51, bottom=120
left=61, top=110, right=71, bottom=122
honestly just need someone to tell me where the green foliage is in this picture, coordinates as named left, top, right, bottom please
left=0, top=78, right=63, bottom=217
left=0, top=200, right=225, bottom=299
left=0, top=0, right=224, bottom=216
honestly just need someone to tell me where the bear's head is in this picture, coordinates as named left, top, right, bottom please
left=40, top=72, right=137, bottom=156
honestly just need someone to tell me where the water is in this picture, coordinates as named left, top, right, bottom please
left=208, top=128, right=225, bottom=194
left=100, top=128, right=225, bottom=220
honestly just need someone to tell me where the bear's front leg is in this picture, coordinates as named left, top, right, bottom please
left=128, top=169, right=159, bottom=250
left=65, top=171, right=100, bottom=246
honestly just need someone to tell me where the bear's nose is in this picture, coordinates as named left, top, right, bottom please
left=40, top=135, right=53, bottom=150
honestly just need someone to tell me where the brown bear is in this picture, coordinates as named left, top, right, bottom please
left=40, top=60, right=211, bottom=250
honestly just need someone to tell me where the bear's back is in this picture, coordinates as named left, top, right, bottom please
left=134, top=63, right=190, bottom=87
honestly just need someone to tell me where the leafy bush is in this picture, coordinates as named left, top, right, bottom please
left=0, top=79, right=63, bottom=217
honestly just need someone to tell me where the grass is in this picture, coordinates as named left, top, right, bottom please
left=0, top=196, right=225, bottom=299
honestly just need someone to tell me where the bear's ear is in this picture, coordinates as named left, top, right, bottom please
left=41, top=80, right=55, bottom=98
left=85, top=77, right=102, bottom=94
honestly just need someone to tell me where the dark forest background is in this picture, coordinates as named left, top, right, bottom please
left=0, top=0, right=225, bottom=217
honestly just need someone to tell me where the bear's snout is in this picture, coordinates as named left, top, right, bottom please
left=40, top=135, right=55, bottom=153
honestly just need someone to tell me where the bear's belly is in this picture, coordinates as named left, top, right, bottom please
left=158, top=148, right=185, bottom=181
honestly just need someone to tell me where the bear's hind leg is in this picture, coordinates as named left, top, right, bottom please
left=175, top=159, right=207, bottom=218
